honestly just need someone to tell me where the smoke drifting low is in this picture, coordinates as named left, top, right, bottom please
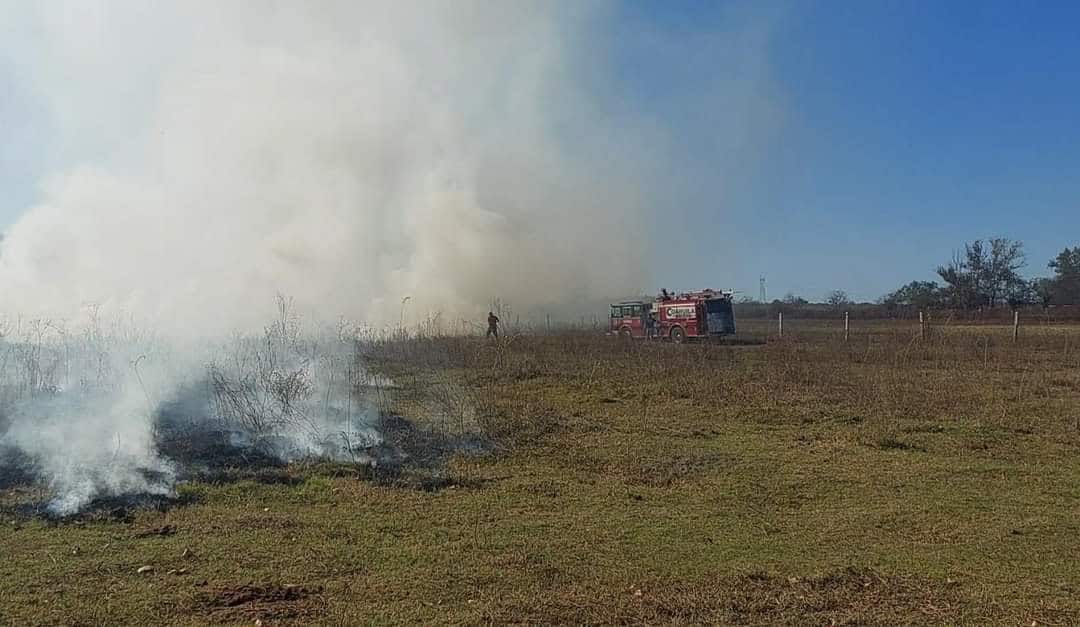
left=0, top=311, right=390, bottom=515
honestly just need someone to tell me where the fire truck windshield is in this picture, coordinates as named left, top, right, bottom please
left=611, top=304, right=645, bottom=318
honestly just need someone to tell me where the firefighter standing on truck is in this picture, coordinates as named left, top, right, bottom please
left=486, top=311, right=500, bottom=338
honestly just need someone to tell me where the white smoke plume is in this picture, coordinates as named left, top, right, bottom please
left=0, top=1, right=673, bottom=332
left=0, top=2, right=782, bottom=512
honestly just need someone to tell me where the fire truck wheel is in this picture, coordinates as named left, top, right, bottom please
left=670, top=326, right=686, bottom=343
left=618, top=326, right=632, bottom=338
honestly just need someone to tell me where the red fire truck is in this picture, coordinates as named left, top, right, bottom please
left=609, top=289, right=736, bottom=342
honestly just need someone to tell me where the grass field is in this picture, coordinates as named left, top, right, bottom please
left=2, top=320, right=1080, bottom=625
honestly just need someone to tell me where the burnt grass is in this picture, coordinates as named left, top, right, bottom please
left=366, top=413, right=493, bottom=490
left=5, top=492, right=199, bottom=524
left=0, top=380, right=493, bottom=521
left=0, top=445, right=40, bottom=490
left=2, top=323, right=1080, bottom=624
left=151, top=396, right=494, bottom=491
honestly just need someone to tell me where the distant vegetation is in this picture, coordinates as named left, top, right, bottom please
left=882, top=238, right=1080, bottom=310
left=743, top=239, right=1080, bottom=319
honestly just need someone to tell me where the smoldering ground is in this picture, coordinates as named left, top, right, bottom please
left=0, top=310, right=493, bottom=519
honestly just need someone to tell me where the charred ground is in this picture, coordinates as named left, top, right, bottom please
left=1, top=386, right=493, bottom=522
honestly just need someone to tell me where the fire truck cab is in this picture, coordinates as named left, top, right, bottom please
left=609, top=301, right=651, bottom=338
left=610, top=289, right=735, bottom=342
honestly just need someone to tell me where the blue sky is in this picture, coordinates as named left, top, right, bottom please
left=614, top=0, right=1080, bottom=301
left=2, top=1, right=1079, bottom=304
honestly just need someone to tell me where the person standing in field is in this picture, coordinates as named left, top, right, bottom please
left=486, top=311, right=500, bottom=338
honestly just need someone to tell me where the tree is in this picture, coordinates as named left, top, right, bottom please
left=1048, top=246, right=1080, bottom=304
left=937, top=238, right=1026, bottom=308
left=1005, top=280, right=1035, bottom=308
left=984, top=238, right=1026, bottom=307
left=782, top=292, right=808, bottom=306
left=883, top=281, right=943, bottom=310
left=1031, top=277, right=1056, bottom=309
left=936, top=251, right=978, bottom=308
left=1049, top=246, right=1080, bottom=276
left=824, top=290, right=850, bottom=309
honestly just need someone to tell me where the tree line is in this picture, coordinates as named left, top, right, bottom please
left=882, top=239, right=1080, bottom=310
left=735, top=238, right=1080, bottom=317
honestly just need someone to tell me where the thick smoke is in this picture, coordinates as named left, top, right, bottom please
left=0, top=2, right=781, bottom=512
left=0, top=1, right=660, bottom=332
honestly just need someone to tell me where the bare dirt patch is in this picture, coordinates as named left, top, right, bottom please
left=484, top=567, right=966, bottom=625
left=199, top=583, right=325, bottom=622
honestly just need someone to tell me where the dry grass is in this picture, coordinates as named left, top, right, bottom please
left=2, top=320, right=1080, bottom=625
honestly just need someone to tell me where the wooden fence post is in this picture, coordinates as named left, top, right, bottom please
left=1013, top=310, right=1019, bottom=342
left=919, top=311, right=925, bottom=341
left=778, top=312, right=784, bottom=339
left=844, top=311, right=850, bottom=342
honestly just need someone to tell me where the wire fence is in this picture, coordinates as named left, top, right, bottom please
left=734, top=309, right=1080, bottom=346
left=733, top=302, right=1080, bottom=323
